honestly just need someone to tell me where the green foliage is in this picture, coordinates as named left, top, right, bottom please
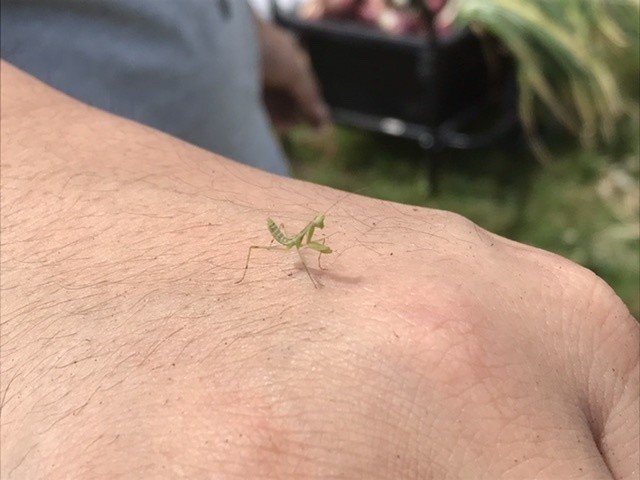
left=453, top=0, right=640, bottom=148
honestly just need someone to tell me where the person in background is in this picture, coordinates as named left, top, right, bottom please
left=1, top=0, right=329, bottom=176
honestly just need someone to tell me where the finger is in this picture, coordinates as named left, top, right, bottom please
left=290, top=51, right=330, bottom=126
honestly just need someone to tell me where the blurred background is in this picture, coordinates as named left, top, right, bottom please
left=254, top=0, right=640, bottom=316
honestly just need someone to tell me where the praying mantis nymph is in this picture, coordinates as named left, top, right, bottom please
left=235, top=214, right=332, bottom=288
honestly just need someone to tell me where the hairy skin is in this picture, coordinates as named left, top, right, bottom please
left=1, top=62, right=638, bottom=479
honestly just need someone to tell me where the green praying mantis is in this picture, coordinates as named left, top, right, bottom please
left=235, top=213, right=332, bottom=289
left=235, top=189, right=369, bottom=288
left=234, top=188, right=367, bottom=288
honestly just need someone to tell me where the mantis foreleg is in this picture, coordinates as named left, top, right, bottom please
left=306, top=238, right=328, bottom=269
left=305, top=224, right=315, bottom=244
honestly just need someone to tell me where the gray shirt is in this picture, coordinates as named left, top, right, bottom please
left=1, top=0, right=290, bottom=176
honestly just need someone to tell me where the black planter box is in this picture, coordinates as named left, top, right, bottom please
left=276, top=9, right=506, bottom=149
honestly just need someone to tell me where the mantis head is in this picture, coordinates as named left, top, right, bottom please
left=313, top=214, right=325, bottom=229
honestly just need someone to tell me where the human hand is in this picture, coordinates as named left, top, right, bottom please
left=256, top=18, right=329, bottom=131
left=2, top=63, right=638, bottom=479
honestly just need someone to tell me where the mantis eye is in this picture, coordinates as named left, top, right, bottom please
left=314, top=215, right=325, bottom=228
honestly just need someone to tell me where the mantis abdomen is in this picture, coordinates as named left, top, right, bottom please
left=267, top=218, right=305, bottom=247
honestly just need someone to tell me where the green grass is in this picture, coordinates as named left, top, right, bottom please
left=283, top=126, right=640, bottom=317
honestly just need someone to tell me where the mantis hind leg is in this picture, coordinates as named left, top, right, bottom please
left=236, top=245, right=288, bottom=284
left=295, top=247, right=320, bottom=289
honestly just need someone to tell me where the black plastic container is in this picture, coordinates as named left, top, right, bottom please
left=276, top=7, right=517, bottom=151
